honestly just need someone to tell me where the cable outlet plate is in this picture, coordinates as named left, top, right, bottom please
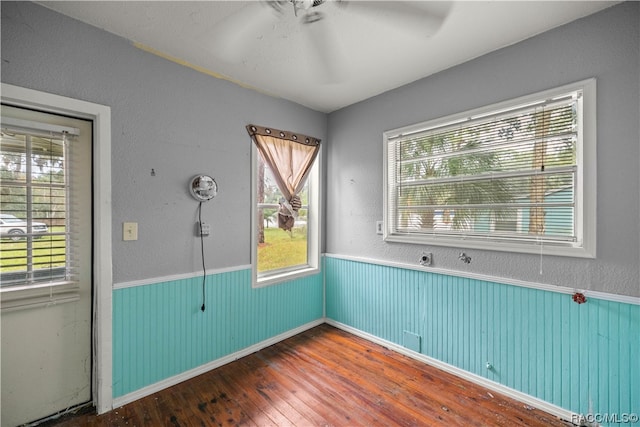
left=376, top=221, right=383, bottom=235
left=196, top=221, right=210, bottom=236
left=419, top=251, right=432, bottom=266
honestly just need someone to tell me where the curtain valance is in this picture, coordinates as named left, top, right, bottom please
left=247, top=124, right=321, bottom=231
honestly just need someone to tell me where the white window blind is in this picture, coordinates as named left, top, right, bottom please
left=1, top=117, right=81, bottom=301
left=384, top=80, right=596, bottom=257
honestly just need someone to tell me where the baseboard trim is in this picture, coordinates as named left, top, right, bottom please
left=326, top=319, right=583, bottom=426
left=111, top=318, right=324, bottom=409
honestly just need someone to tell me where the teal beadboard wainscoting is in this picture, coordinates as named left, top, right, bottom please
left=325, top=256, right=639, bottom=424
left=113, top=268, right=323, bottom=399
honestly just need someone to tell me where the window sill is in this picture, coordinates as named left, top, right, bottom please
left=384, top=233, right=595, bottom=259
left=0, top=281, right=80, bottom=312
left=253, top=265, right=320, bottom=288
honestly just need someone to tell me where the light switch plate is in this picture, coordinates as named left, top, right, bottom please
left=123, top=222, right=138, bottom=241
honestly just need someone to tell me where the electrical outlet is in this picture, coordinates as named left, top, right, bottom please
left=376, top=221, right=383, bottom=235
left=200, top=222, right=210, bottom=236
left=419, top=251, right=432, bottom=266
left=195, top=221, right=210, bottom=236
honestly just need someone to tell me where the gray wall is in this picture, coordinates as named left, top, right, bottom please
left=326, top=2, right=640, bottom=297
left=2, top=2, right=638, bottom=296
left=1, top=1, right=327, bottom=283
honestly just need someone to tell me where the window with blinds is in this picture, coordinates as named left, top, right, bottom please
left=0, top=117, right=80, bottom=291
left=383, top=80, right=596, bottom=257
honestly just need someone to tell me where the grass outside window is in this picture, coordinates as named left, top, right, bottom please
left=0, top=226, right=66, bottom=274
left=257, top=226, right=307, bottom=272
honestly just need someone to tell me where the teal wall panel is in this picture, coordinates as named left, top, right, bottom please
left=113, top=269, right=323, bottom=398
left=325, top=257, right=639, bottom=423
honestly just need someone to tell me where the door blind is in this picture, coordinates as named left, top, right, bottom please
left=1, top=117, right=80, bottom=291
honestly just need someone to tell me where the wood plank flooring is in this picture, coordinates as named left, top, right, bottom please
left=47, top=324, right=573, bottom=426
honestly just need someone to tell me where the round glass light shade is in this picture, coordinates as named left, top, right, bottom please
left=189, top=175, right=217, bottom=202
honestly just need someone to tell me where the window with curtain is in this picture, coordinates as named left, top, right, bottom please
left=383, top=79, right=596, bottom=257
left=1, top=115, right=83, bottom=306
left=247, top=124, right=321, bottom=287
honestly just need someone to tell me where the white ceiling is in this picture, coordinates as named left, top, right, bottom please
left=38, top=1, right=618, bottom=113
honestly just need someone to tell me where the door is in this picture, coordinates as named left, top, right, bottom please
left=1, top=105, right=93, bottom=426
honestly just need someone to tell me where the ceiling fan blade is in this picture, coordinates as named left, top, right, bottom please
left=342, top=1, right=450, bottom=38
left=204, top=2, right=281, bottom=63
left=303, top=14, right=349, bottom=84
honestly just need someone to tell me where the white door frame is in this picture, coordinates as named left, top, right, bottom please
left=1, top=83, right=114, bottom=414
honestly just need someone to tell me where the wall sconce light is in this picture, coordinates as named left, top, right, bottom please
left=189, top=175, right=217, bottom=202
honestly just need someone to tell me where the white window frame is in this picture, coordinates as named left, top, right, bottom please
left=250, top=143, right=321, bottom=288
left=383, top=79, right=596, bottom=258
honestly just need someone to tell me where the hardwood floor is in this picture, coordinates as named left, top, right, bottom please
left=48, top=324, right=572, bottom=426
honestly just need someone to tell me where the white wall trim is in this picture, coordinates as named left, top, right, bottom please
left=113, top=254, right=640, bottom=306
left=324, top=253, right=640, bottom=306
left=111, top=319, right=324, bottom=409
left=326, top=319, right=581, bottom=425
left=1, top=83, right=114, bottom=414
left=113, top=264, right=251, bottom=290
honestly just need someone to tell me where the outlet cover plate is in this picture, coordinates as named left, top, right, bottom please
left=419, top=252, right=432, bottom=266
left=196, top=221, right=210, bottom=236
